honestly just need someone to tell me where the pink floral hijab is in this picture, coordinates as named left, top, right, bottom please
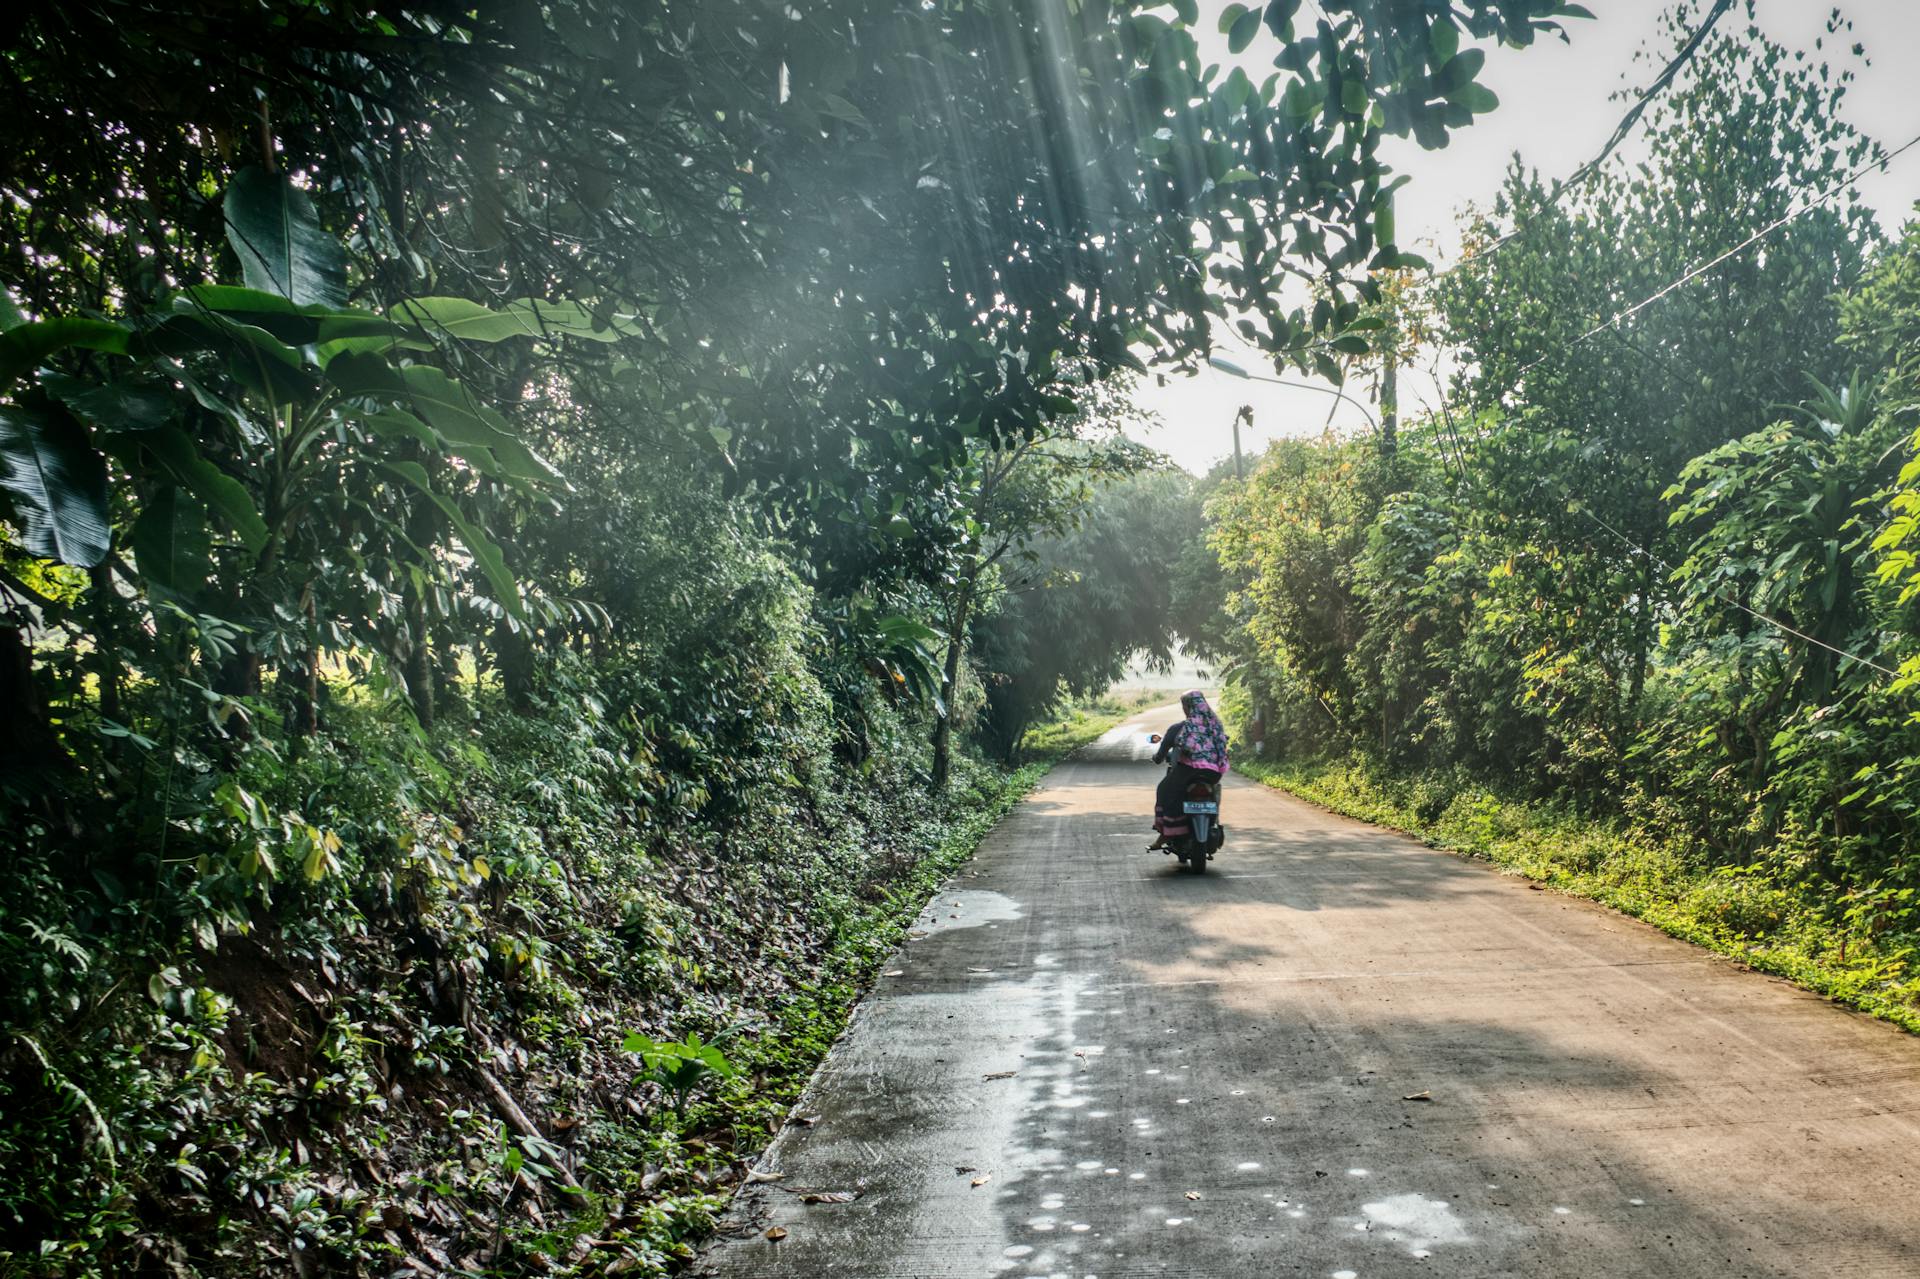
left=1180, top=690, right=1229, bottom=773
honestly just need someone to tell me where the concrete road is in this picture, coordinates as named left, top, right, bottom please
left=697, top=704, right=1920, bottom=1278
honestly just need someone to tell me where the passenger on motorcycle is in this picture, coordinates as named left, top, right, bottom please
left=1148, top=690, right=1228, bottom=849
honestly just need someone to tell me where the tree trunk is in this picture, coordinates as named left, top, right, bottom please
left=1002, top=714, right=1032, bottom=767
left=0, top=624, right=70, bottom=777
left=434, top=634, right=462, bottom=717
left=88, top=565, right=123, bottom=726
left=400, top=483, right=440, bottom=726
left=216, top=649, right=262, bottom=700
left=287, top=587, right=321, bottom=738
left=931, top=582, right=976, bottom=790
left=496, top=620, right=534, bottom=713
left=289, top=655, right=320, bottom=738
left=404, top=585, right=435, bottom=728
left=1628, top=537, right=1656, bottom=714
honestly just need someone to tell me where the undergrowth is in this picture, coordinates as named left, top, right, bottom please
left=1016, top=687, right=1180, bottom=764
left=1239, top=757, right=1920, bottom=1035
left=0, top=673, right=1118, bottom=1278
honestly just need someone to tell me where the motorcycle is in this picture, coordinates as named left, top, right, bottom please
left=1149, top=734, right=1226, bottom=874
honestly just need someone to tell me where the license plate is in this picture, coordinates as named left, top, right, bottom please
left=1182, top=801, right=1219, bottom=815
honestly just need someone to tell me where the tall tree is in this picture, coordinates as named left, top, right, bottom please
left=972, top=467, right=1200, bottom=759
left=928, top=378, right=1155, bottom=786
left=1434, top=0, right=1879, bottom=755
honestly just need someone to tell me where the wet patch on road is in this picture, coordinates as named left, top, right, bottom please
left=917, top=888, right=1025, bottom=934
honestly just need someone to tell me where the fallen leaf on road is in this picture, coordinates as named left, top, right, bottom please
left=745, top=1169, right=785, bottom=1183
left=1185, top=1191, right=1202, bottom=1201
left=1403, top=1090, right=1432, bottom=1102
left=884, top=970, right=905, bottom=977
left=1528, top=883, right=1544, bottom=891
left=966, top=966, right=992, bottom=973
left=982, top=1071, right=1016, bottom=1080
left=764, top=1227, right=787, bottom=1241
left=794, top=1115, right=821, bottom=1128
left=781, top=1188, right=859, bottom=1204
left=954, top=1166, right=977, bottom=1175
left=971, top=1173, right=992, bottom=1188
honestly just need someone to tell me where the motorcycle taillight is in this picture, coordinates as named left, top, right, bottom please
left=1185, top=782, right=1214, bottom=799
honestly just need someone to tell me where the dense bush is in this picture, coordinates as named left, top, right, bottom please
left=1206, top=13, right=1920, bottom=1019
left=0, top=608, right=1052, bottom=1274
left=0, top=1, right=1592, bottom=1270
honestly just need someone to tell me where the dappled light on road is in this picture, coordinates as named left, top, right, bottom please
left=699, top=705, right=1920, bottom=1277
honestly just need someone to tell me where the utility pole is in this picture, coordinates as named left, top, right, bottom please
left=1380, top=348, right=1398, bottom=462
left=1232, top=404, right=1253, bottom=479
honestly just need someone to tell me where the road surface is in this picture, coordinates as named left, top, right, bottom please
left=697, top=703, right=1920, bottom=1278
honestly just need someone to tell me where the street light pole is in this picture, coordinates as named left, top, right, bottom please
left=1232, top=404, right=1253, bottom=480
left=1207, top=355, right=1380, bottom=432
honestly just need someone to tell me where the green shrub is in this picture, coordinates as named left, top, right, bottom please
left=1684, top=871, right=1797, bottom=940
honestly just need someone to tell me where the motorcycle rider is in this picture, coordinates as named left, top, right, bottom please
left=1148, top=690, right=1229, bottom=850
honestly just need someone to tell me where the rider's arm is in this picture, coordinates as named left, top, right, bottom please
left=1153, top=722, right=1183, bottom=764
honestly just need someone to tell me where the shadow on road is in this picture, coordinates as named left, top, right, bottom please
left=697, top=723, right=1920, bottom=1278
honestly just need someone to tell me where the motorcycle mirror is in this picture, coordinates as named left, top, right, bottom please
left=1148, top=734, right=1161, bottom=743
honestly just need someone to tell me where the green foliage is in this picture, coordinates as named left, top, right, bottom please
left=1427, top=5, right=1879, bottom=767
left=0, top=0, right=1577, bottom=1270
left=221, top=169, right=350, bottom=309
left=1208, top=431, right=1387, bottom=750
left=0, top=402, right=110, bottom=565
left=927, top=374, right=1162, bottom=783
left=0, top=645, right=1063, bottom=1273
left=1865, top=222, right=1920, bottom=620
left=621, top=1033, right=740, bottom=1120
left=972, top=463, right=1199, bottom=760
left=1201, top=16, right=1920, bottom=1034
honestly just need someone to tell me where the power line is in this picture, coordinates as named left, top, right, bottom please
left=1442, top=0, right=1737, bottom=269
left=1440, top=409, right=1906, bottom=687
left=1208, top=356, right=1379, bottom=429
left=1515, top=130, right=1920, bottom=381
left=1560, top=492, right=1901, bottom=681
left=1552, top=0, right=1737, bottom=201
left=1224, top=24, right=1919, bottom=681
left=1426, top=129, right=1920, bottom=683
left=1434, top=435, right=1904, bottom=683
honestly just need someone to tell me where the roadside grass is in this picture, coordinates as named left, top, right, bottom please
left=576, top=760, right=1049, bottom=1274
left=638, top=702, right=1138, bottom=1271
left=735, top=692, right=1163, bottom=1130
left=1017, top=687, right=1180, bottom=763
left=724, top=758, right=1050, bottom=1137
left=1238, top=757, right=1920, bottom=1036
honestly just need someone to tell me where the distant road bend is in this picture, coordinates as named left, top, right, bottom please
left=699, top=703, right=1920, bottom=1278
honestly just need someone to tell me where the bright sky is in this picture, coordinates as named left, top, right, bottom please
left=1132, top=0, right=1920, bottom=474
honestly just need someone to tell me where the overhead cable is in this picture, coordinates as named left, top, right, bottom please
left=1515, top=130, right=1920, bottom=380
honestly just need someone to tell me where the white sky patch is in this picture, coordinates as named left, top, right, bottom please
left=1131, top=0, right=1920, bottom=476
